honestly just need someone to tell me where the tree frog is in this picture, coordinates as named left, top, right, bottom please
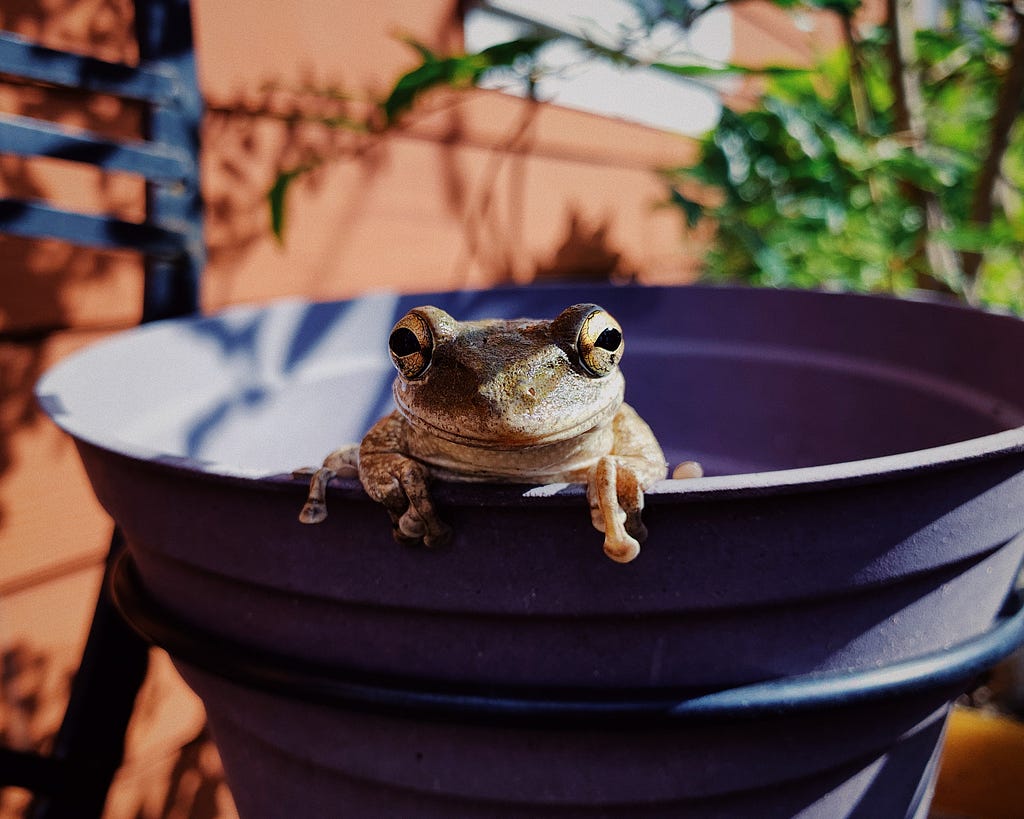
left=298, top=303, right=701, bottom=562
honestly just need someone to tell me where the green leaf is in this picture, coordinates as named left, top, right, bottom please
left=651, top=62, right=808, bottom=79
left=938, top=223, right=1016, bottom=252
left=268, top=168, right=304, bottom=242
left=479, top=36, right=549, bottom=66
left=382, top=37, right=550, bottom=125
left=669, top=187, right=704, bottom=227
left=808, top=0, right=862, bottom=16
left=382, top=57, right=455, bottom=124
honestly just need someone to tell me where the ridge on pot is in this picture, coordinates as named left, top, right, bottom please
left=108, top=562, right=1024, bottom=819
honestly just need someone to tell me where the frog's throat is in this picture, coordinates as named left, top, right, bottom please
left=392, top=390, right=623, bottom=451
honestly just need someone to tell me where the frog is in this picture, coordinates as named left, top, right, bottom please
left=297, top=303, right=702, bottom=562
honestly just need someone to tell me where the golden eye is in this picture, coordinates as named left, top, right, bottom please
left=388, top=311, right=433, bottom=379
left=577, top=308, right=624, bottom=377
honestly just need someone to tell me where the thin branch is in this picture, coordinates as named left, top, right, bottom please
left=836, top=9, right=885, bottom=205
left=884, top=0, right=963, bottom=292
left=962, top=8, right=1024, bottom=284
left=839, top=13, right=872, bottom=137
left=884, top=0, right=912, bottom=133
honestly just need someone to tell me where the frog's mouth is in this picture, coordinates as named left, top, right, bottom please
left=392, top=383, right=624, bottom=450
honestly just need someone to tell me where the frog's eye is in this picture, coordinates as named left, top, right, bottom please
left=577, top=309, right=624, bottom=377
left=389, top=311, right=434, bottom=379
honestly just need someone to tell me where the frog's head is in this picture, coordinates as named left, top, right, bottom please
left=386, top=304, right=627, bottom=449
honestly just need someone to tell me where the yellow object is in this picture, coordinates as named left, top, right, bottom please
left=931, top=706, right=1024, bottom=819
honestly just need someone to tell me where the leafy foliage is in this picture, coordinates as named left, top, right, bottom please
left=268, top=165, right=313, bottom=241
left=671, top=18, right=1024, bottom=311
left=267, top=2, right=1023, bottom=316
left=381, top=37, right=549, bottom=125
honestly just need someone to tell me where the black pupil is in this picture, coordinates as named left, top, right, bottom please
left=595, top=327, right=622, bottom=351
left=390, top=327, right=422, bottom=357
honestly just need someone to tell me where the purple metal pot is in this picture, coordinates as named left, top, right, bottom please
left=37, top=285, right=1024, bottom=817
left=109, top=551, right=1024, bottom=818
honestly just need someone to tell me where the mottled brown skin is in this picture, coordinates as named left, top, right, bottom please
left=299, top=304, right=701, bottom=562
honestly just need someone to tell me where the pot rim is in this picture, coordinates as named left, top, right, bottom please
left=64, top=426, right=1024, bottom=507
left=35, top=286, right=1024, bottom=503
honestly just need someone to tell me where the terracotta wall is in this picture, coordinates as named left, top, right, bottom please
left=0, top=1, right=842, bottom=815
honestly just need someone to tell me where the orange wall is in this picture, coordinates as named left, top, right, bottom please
left=0, top=1, right=839, bottom=816
left=191, top=2, right=711, bottom=311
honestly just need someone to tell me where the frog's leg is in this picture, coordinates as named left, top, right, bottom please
left=589, top=457, right=703, bottom=562
left=369, top=458, right=453, bottom=548
left=587, top=403, right=689, bottom=563
left=359, top=411, right=453, bottom=548
left=297, top=445, right=360, bottom=524
left=588, top=456, right=643, bottom=563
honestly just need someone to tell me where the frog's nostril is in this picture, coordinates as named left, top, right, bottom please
left=511, top=384, right=538, bottom=405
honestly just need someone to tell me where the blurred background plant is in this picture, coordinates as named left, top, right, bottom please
left=668, top=0, right=1024, bottom=312
left=270, top=0, right=1024, bottom=312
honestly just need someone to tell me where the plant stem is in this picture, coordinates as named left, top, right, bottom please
left=885, top=0, right=913, bottom=132
left=884, top=0, right=962, bottom=293
left=838, top=9, right=888, bottom=209
left=840, top=13, right=872, bottom=137
left=962, top=8, right=1024, bottom=285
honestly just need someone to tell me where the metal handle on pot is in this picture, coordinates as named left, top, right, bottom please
left=110, top=551, right=1024, bottom=726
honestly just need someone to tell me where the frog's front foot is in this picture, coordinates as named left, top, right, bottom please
left=297, top=445, right=359, bottom=525
left=299, top=486, right=330, bottom=524
left=361, top=454, right=452, bottom=549
left=587, top=456, right=649, bottom=563
left=672, top=460, right=704, bottom=480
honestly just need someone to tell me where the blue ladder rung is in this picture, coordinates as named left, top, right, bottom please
left=0, top=199, right=190, bottom=257
left=0, top=113, right=194, bottom=182
left=0, top=31, right=178, bottom=103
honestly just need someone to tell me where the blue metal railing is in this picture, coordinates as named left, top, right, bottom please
left=0, top=31, right=178, bottom=102
left=0, top=112, right=194, bottom=180
left=0, top=0, right=204, bottom=322
left=0, top=3, right=204, bottom=816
